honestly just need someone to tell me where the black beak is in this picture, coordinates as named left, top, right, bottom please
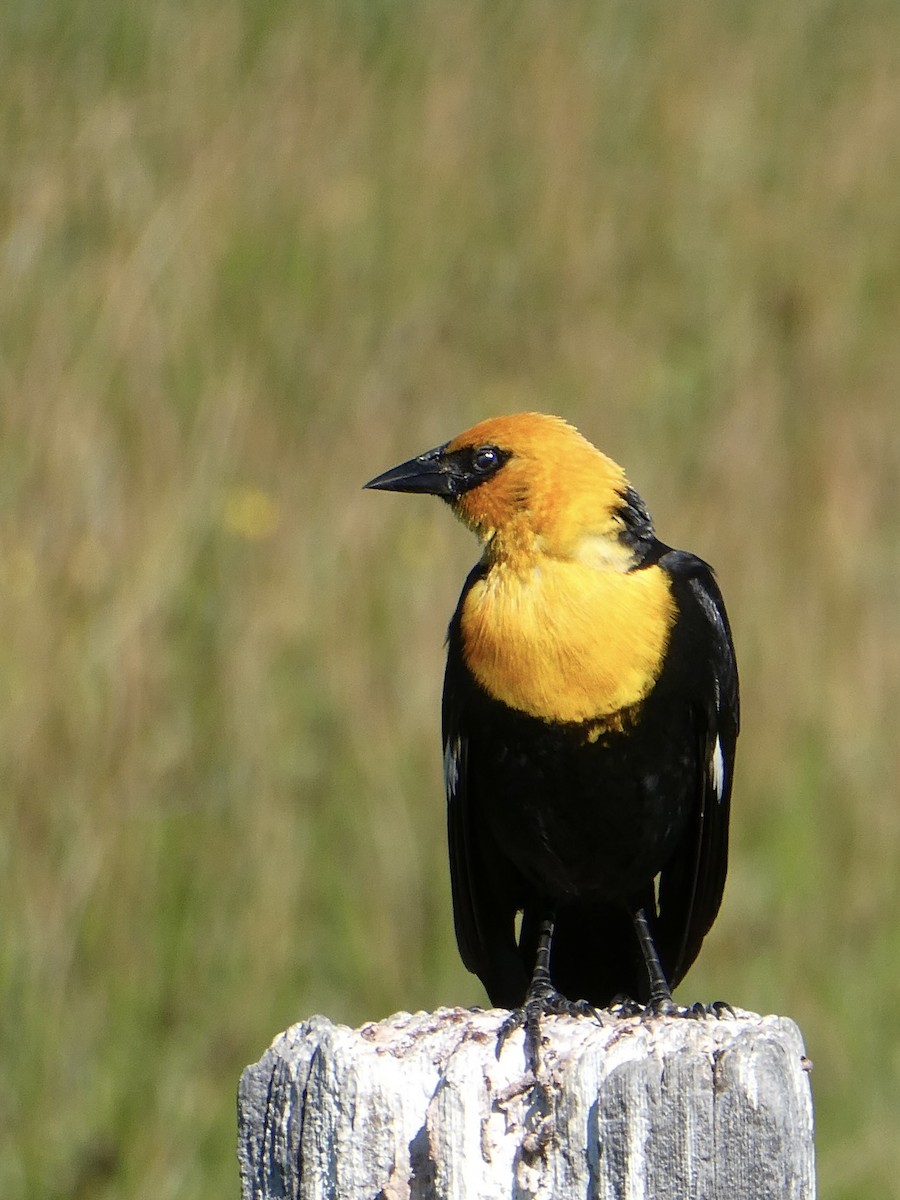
left=364, top=444, right=463, bottom=499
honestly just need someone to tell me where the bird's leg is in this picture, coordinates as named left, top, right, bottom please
left=497, top=911, right=555, bottom=1069
left=630, top=905, right=678, bottom=1016
left=628, top=906, right=734, bottom=1019
left=522, top=912, right=598, bottom=1019
left=523, top=912, right=556, bottom=1003
left=497, top=910, right=597, bottom=1071
left=517, top=913, right=555, bottom=1072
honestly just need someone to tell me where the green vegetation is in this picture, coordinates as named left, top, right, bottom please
left=1, top=1, right=898, bottom=1196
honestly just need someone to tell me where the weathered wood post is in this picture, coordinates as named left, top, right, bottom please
left=238, top=1006, right=814, bottom=1199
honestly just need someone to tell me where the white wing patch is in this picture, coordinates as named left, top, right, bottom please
left=444, top=735, right=461, bottom=799
left=690, top=575, right=730, bottom=804
left=710, top=735, right=726, bottom=802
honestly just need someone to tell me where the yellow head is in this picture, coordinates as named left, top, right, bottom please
left=365, top=412, right=645, bottom=570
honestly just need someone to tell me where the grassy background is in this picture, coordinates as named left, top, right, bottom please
left=2, top=1, right=899, bottom=1196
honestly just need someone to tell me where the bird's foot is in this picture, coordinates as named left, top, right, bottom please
left=607, top=993, right=644, bottom=1018
left=608, top=994, right=735, bottom=1021
left=497, top=983, right=599, bottom=1071
left=605, top=993, right=680, bottom=1019
left=641, top=993, right=681, bottom=1019
left=683, top=999, right=736, bottom=1020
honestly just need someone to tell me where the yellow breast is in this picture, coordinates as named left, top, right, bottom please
left=460, top=557, right=675, bottom=726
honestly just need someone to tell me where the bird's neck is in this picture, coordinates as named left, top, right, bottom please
left=482, top=523, right=636, bottom=576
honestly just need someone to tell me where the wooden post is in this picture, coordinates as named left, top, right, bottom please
left=238, top=1006, right=815, bottom=1200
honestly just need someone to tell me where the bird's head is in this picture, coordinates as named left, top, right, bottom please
left=365, top=413, right=652, bottom=568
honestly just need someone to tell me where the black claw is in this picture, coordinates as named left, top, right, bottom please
left=608, top=994, right=643, bottom=1018
left=496, top=1002, right=543, bottom=1070
left=497, top=1009, right=525, bottom=1056
left=567, top=997, right=601, bottom=1020
left=607, top=996, right=735, bottom=1021
left=672, top=998, right=736, bottom=1020
left=496, top=989, right=600, bottom=1071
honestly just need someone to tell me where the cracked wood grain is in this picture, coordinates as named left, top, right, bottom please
left=238, top=1007, right=815, bottom=1200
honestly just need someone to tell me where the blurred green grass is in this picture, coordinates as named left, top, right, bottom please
left=1, top=0, right=899, bottom=1196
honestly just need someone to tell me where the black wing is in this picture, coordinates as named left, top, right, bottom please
left=655, top=551, right=740, bottom=988
left=441, top=571, right=530, bottom=1008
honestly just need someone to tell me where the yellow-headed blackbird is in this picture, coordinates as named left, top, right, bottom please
left=366, top=413, right=738, bottom=1019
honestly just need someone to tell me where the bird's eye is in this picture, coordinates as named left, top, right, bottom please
left=472, top=445, right=500, bottom=473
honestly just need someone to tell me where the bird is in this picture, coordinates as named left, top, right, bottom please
left=365, top=412, right=738, bottom=1032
